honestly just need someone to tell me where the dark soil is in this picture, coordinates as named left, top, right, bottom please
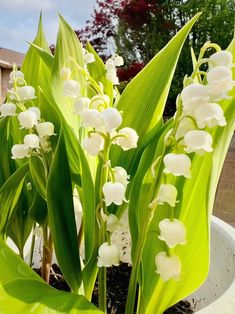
left=35, top=263, right=194, bottom=314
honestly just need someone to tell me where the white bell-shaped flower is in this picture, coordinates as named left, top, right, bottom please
left=9, top=70, right=24, bottom=84
left=80, top=109, right=104, bottom=128
left=113, top=166, right=129, bottom=186
left=0, top=103, right=17, bottom=117
left=97, top=242, right=120, bottom=267
left=16, top=86, right=36, bottom=101
left=28, top=107, right=41, bottom=121
left=60, top=67, right=71, bottom=81
left=163, top=153, right=191, bottom=178
left=102, top=181, right=127, bottom=206
left=106, top=214, right=119, bottom=232
left=11, top=144, right=30, bottom=159
left=158, top=218, right=187, bottom=248
left=101, top=108, right=122, bottom=132
left=63, top=80, right=80, bottom=98
left=194, top=103, right=226, bottom=128
left=155, top=252, right=181, bottom=281
left=107, top=69, right=119, bottom=85
left=24, top=134, right=40, bottom=149
left=36, top=122, right=55, bottom=138
left=84, top=52, right=95, bottom=64
left=90, top=95, right=110, bottom=110
left=209, top=50, right=233, bottom=68
left=18, top=110, right=38, bottom=129
left=82, top=133, right=104, bottom=156
left=73, top=97, right=90, bottom=115
left=116, top=127, right=138, bottom=151
left=184, top=130, right=213, bottom=155
left=113, top=55, right=124, bottom=67
left=156, top=184, right=178, bottom=207
left=181, top=84, right=209, bottom=114
left=207, top=66, right=234, bottom=98
left=105, top=59, right=115, bottom=70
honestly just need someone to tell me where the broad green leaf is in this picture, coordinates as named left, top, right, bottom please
left=29, top=191, right=47, bottom=225
left=51, top=15, right=85, bottom=138
left=0, top=163, right=29, bottom=238
left=6, top=187, right=34, bottom=256
left=21, top=13, right=52, bottom=106
left=29, top=155, right=47, bottom=200
left=0, top=240, right=102, bottom=313
left=138, top=39, right=235, bottom=313
left=29, top=42, right=54, bottom=68
left=0, top=117, right=16, bottom=187
left=47, top=128, right=82, bottom=293
left=110, top=13, right=201, bottom=175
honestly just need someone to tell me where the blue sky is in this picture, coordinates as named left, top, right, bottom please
left=0, top=0, right=97, bottom=53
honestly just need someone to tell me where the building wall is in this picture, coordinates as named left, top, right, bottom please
left=0, top=67, right=11, bottom=103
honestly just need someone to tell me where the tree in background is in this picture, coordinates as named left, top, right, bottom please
left=77, top=0, right=235, bottom=115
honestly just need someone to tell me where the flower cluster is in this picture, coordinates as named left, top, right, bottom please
left=105, top=54, right=124, bottom=85
left=154, top=48, right=234, bottom=282
left=61, top=56, right=138, bottom=268
left=0, top=69, right=55, bottom=160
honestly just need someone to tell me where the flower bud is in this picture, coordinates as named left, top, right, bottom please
left=9, top=70, right=24, bottom=84
left=207, top=66, right=234, bottom=97
left=175, top=118, right=195, bottom=140
left=163, top=153, right=191, bottom=178
left=106, top=214, right=119, bottom=232
left=101, top=108, right=122, bottom=132
left=36, top=122, right=55, bottom=138
left=113, top=166, right=129, bottom=186
left=156, top=184, right=178, bottom=207
left=105, top=59, right=115, bottom=70
left=24, top=134, right=40, bottom=149
left=63, top=80, right=80, bottom=98
left=18, top=110, right=38, bottom=129
left=80, top=109, right=104, bottom=128
left=28, top=107, right=41, bottom=120
left=33, top=226, right=43, bottom=238
left=194, top=102, right=226, bottom=129
left=82, top=133, right=104, bottom=156
left=16, top=86, right=36, bottom=101
left=113, top=55, right=124, bottom=67
left=209, top=50, right=233, bottom=68
left=60, top=67, right=71, bottom=81
left=0, top=103, right=16, bottom=117
left=184, top=130, right=213, bottom=155
left=116, top=127, right=138, bottom=151
left=155, top=252, right=181, bottom=281
left=11, top=144, right=29, bottom=159
left=84, top=52, right=95, bottom=64
left=73, top=97, right=90, bottom=114
left=97, top=242, right=120, bottom=267
left=181, top=84, right=209, bottom=114
left=158, top=218, right=187, bottom=248
left=102, top=181, right=127, bottom=206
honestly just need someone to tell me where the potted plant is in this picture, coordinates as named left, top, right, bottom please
left=0, top=13, right=234, bottom=314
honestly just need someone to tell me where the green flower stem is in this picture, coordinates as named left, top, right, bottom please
left=29, top=223, right=36, bottom=267
left=125, top=150, right=167, bottom=314
left=98, top=134, right=110, bottom=313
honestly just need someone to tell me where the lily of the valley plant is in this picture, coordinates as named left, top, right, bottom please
left=0, top=13, right=235, bottom=314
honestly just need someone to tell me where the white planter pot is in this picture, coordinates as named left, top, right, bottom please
left=189, top=216, right=235, bottom=313
left=6, top=216, right=235, bottom=313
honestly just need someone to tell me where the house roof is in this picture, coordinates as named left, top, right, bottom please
left=0, top=47, right=25, bottom=69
